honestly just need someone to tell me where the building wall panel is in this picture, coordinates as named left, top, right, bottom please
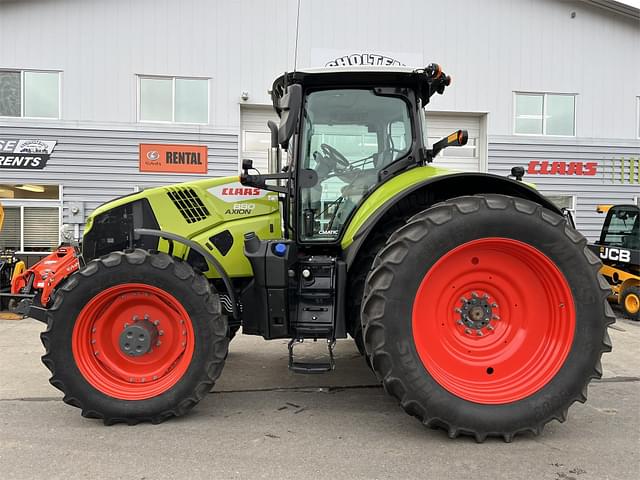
left=488, top=135, right=640, bottom=240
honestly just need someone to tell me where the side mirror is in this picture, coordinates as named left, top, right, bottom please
left=277, top=84, right=302, bottom=149
left=430, top=129, right=468, bottom=159
left=242, top=159, right=253, bottom=175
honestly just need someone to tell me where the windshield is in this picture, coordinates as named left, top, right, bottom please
left=298, top=89, right=412, bottom=241
left=603, top=207, right=639, bottom=249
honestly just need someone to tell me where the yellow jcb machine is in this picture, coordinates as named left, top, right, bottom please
left=588, top=204, right=640, bottom=320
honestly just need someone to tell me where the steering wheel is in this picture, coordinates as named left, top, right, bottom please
left=320, top=143, right=351, bottom=172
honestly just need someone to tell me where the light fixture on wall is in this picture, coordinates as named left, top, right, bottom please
left=16, top=184, right=45, bottom=193
left=0, top=188, right=15, bottom=198
left=241, top=91, right=249, bottom=101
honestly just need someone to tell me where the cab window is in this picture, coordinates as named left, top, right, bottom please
left=298, top=89, right=412, bottom=241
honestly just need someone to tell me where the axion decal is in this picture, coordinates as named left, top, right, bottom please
left=326, top=53, right=405, bottom=67
left=208, top=182, right=268, bottom=202
left=600, top=247, right=631, bottom=263
left=224, top=203, right=256, bottom=215
left=0, top=139, right=57, bottom=170
left=527, top=161, right=598, bottom=176
left=139, top=144, right=208, bottom=174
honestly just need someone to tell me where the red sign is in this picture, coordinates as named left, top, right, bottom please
left=527, top=161, right=597, bottom=176
left=139, top=144, right=208, bottom=174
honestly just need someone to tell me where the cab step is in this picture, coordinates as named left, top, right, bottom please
left=287, top=338, right=336, bottom=374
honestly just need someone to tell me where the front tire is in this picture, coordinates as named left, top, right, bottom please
left=362, top=195, right=614, bottom=441
left=41, top=249, right=228, bottom=424
left=621, top=286, right=640, bottom=320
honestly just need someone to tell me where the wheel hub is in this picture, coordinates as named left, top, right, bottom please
left=119, top=316, right=159, bottom=357
left=456, top=292, right=498, bottom=336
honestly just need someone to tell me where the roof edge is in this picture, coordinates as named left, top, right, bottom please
left=580, top=0, right=640, bottom=19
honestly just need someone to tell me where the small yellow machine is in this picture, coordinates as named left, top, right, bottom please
left=0, top=203, right=27, bottom=314
left=589, top=204, right=640, bottom=320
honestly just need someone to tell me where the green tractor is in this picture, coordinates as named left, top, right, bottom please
left=38, top=64, right=613, bottom=441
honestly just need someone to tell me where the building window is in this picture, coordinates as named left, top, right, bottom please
left=546, top=194, right=576, bottom=215
left=0, top=184, right=61, bottom=253
left=138, top=76, right=209, bottom=124
left=514, top=93, right=575, bottom=136
left=0, top=70, right=60, bottom=119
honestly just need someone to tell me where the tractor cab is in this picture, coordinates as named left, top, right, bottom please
left=241, top=65, right=466, bottom=246
left=595, top=204, right=640, bottom=254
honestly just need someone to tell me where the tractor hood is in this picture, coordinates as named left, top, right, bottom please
left=82, top=176, right=281, bottom=278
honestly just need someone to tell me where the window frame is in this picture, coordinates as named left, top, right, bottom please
left=513, top=91, right=577, bottom=137
left=0, top=185, right=63, bottom=253
left=0, top=69, right=62, bottom=120
left=136, top=75, right=210, bottom=125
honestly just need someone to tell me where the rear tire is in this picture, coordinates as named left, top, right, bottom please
left=621, top=286, right=640, bottom=320
left=40, top=249, right=228, bottom=424
left=362, top=194, right=614, bottom=441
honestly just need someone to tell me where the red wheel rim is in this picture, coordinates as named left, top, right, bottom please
left=412, top=238, right=575, bottom=404
left=72, top=284, right=195, bottom=400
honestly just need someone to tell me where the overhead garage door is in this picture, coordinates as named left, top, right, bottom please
left=240, top=105, right=279, bottom=174
left=241, top=107, right=486, bottom=174
left=426, top=113, right=486, bottom=172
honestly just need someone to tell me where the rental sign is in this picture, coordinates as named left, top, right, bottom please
left=139, top=144, right=208, bottom=174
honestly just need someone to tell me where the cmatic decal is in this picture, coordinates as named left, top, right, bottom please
left=0, top=139, right=57, bottom=170
left=326, top=53, right=405, bottom=67
left=527, top=160, right=598, bottom=176
left=208, top=182, right=268, bottom=202
left=139, top=144, right=208, bottom=174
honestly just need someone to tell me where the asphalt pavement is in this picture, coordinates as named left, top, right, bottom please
left=0, top=313, right=638, bottom=480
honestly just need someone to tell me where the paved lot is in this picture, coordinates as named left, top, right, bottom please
left=0, top=313, right=638, bottom=480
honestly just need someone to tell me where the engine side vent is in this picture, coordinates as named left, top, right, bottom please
left=166, top=187, right=210, bottom=224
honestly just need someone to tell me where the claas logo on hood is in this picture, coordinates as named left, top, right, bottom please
left=221, top=187, right=261, bottom=196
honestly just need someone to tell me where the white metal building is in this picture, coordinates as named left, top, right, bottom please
left=0, top=0, right=639, bottom=261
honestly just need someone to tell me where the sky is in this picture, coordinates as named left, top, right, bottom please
left=620, top=0, right=640, bottom=8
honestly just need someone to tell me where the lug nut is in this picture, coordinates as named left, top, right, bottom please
left=476, top=331, right=483, bottom=337
left=493, top=315, right=501, bottom=321
left=153, top=320, right=160, bottom=326
left=487, top=325, right=494, bottom=331
left=464, top=328, right=472, bottom=335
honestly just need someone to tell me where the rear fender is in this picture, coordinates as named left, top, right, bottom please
left=342, top=171, right=562, bottom=267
